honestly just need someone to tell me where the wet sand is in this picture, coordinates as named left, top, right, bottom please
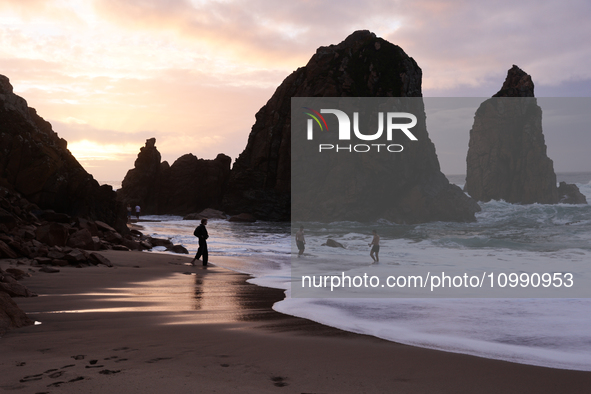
left=1, top=250, right=590, bottom=393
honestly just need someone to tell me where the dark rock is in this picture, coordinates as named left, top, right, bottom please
left=35, top=222, right=69, bottom=247
left=89, top=252, right=112, bottom=267
left=0, top=280, right=36, bottom=297
left=148, top=237, right=174, bottom=248
left=5, top=268, right=30, bottom=280
left=139, top=240, right=152, bottom=250
left=120, top=238, right=140, bottom=251
left=75, top=218, right=99, bottom=236
left=465, top=66, right=564, bottom=204
left=111, top=245, right=130, bottom=251
left=34, top=257, right=52, bottom=265
left=35, top=211, right=71, bottom=223
left=0, top=240, right=18, bottom=258
left=103, top=231, right=123, bottom=244
left=47, top=250, right=66, bottom=259
left=223, top=30, right=479, bottom=223
left=558, top=182, right=587, bottom=204
left=95, top=220, right=116, bottom=233
left=65, top=249, right=87, bottom=263
left=0, top=292, right=34, bottom=335
left=324, top=239, right=345, bottom=248
left=183, top=208, right=226, bottom=220
left=118, top=139, right=232, bottom=215
left=52, top=259, right=69, bottom=267
left=0, top=208, right=17, bottom=229
left=0, top=75, right=126, bottom=233
left=67, top=229, right=95, bottom=250
left=165, top=245, right=189, bottom=254
left=228, top=213, right=257, bottom=223
left=39, top=266, right=60, bottom=273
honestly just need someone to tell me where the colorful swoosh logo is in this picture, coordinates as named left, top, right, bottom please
left=303, top=107, right=329, bottom=131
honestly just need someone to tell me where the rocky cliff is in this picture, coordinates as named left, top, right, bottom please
left=0, top=75, right=126, bottom=230
left=465, top=65, right=586, bottom=205
left=118, top=138, right=231, bottom=214
left=223, top=30, right=480, bottom=223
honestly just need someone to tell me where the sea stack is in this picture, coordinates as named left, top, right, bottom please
left=465, top=65, right=586, bottom=205
left=224, top=30, right=480, bottom=223
left=118, top=138, right=231, bottom=214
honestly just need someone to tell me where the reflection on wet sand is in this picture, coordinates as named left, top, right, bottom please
left=32, top=263, right=352, bottom=336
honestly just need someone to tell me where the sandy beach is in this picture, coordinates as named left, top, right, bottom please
left=1, top=250, right=590, bottom=393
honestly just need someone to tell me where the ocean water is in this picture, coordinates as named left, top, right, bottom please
left=139, top=172, right=591, bottom=371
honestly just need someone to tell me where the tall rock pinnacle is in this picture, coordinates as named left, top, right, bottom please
left=223, top=30, right=480, bottom=223
left=465, top=65, right=586, bottom=205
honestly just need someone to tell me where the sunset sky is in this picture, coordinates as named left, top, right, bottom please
left=2, top=0, right=590, bottom=184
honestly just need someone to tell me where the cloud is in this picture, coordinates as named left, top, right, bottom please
left=3, top=0, right=591, bottom=182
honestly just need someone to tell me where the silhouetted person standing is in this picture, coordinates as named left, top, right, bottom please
left=192, top=219, right=209, bottom=266
left=296, top=225, right=306, bottom=257
left=369, top=230, right=380, bottom=263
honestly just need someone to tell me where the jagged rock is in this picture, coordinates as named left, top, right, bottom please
left=65, top=249, right=87, bottom=263
left=4, top=268, right=30, bottom=280
left=147, top=237, right=174, bottom=248
left=47, top=250, right=66, bottom=259
left=228, top=213, right=257, bottom=222
left=558, top=182, right=587, bottom=204
left=165, top=245, right=189, bottom=254
left=0, top=240, right=17, bottom=258
left=34, top=257, right=52, bottom=265
left=0, top=281, right=37, bottom=297
left=117, top=137, right=162, bottom=213
left=0, top=75, right=126, bottom=232
left=223, top=30, right=480, bottom=223
left=324, top=239, right=345, bottom=248
left=95, top=220, right=116, bottom=233
left=89, top=252, right=112, bottom=267
left=39, top=266, right=60, bottom=273
left=103, top=231, right=123, bottom=244
left=465, top=65, right=587, bottom=206
left=35, top=222, right=69, bottom=247
left=67, top=229, right=95, bottom=250
left=120, top=238, right=140, bottom=251
left=118, top=139, right=231, bottom=215
left=0, top=292, right=34, bottom=335
left=52, top=259, right=69, bottom=267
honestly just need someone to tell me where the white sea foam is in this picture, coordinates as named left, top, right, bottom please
left=139, top=174, right=591, bottom=371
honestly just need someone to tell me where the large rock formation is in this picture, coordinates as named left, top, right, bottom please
left=223, top=30, right=480, bottom=223
left=465, top=65, right=586, bottom=205
left=0, top=291, right=34, bottom=336
left=118, top=138, right=231, bottom=215
left=0, top=75, right=126, bottom=231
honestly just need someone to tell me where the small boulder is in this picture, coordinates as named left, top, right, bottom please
left=35, top=222, right=69, bottom=247
left=165, top=245, right=189, bottom=254
left=89, top=252, right=112, bottom=267
left=323, top=239, right=346, bottom=248
left=558, top=182, right=587, bottom=204
left=95, top=220, right=116, bottom=233
left=0, top=292, right=35, bottom=336
left=67, top=229, right=95, bottom=250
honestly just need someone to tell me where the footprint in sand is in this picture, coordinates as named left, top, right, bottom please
left=270, top=376, right=288, bottom=387
left=99, top=369, right=121, bottom=375
left=146, top=357, right=172, bottom=363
